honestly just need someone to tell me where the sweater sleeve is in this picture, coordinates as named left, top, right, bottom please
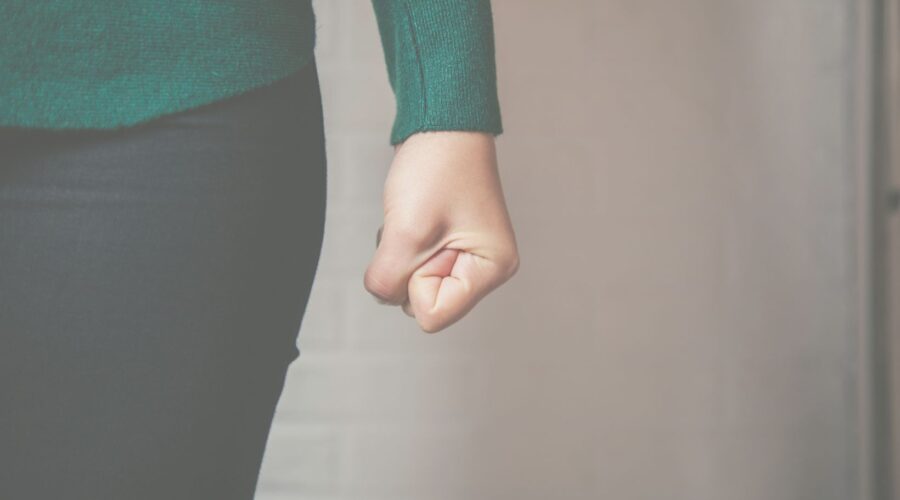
left=370, top=0, right=503, bottom=145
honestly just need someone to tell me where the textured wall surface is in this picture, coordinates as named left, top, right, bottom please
left=256, top=1, right=863, bottom=499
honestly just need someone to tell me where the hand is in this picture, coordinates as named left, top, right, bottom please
left=363, top=131, right=520, bottom=333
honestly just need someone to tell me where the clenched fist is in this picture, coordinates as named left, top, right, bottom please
left=363, top=131, right=520, bottom=333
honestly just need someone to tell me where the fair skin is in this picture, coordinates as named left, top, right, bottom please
left=363, top=130, right=520, bottom=333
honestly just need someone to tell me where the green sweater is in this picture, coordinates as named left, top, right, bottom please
left=0, top=0, right=502, bottom=145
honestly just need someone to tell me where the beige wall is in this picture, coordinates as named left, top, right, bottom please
left=888, top=0, right=900, bottom=497
left=257, top=1, right=870, bottom=499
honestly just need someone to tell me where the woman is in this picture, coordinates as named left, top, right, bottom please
left=0, top=0, right=519, bottom=499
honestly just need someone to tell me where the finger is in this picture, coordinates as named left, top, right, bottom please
left=364, top=223, right=430, bottom=305
left=401, top=248, right=457, bottom=319
left=408, top=249, right=506, bottom=333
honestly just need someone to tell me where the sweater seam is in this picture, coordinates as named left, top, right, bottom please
left=402, top=1, right=428, bottom=125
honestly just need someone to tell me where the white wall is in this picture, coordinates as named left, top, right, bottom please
left=257, top=1, right=865, bottom=499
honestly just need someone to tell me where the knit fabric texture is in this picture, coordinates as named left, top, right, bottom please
left=372, top=0, right=503, bottom=144
left=0, top=0, right=502, bottom=145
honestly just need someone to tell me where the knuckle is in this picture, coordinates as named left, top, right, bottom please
left=419, top=319, right=442, bottom=334
left=507, top=254, right=520, bottom=277
left=498, top=248, right=520, bottom=279
left=416, top=311, right=443, bottom=334
left=363, top=270, right=394, bottom=302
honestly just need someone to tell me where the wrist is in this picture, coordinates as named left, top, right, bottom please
left=394, top=130, right=496, bottom=155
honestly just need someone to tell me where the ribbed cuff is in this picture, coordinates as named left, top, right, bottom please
left=372, top=0, right=503, bottom=145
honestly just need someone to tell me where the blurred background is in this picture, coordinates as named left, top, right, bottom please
left=255, top=1, right=900, bottom=499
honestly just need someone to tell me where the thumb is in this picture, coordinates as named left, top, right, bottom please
left=363, top=223, right=435, bottom=305
left=406, top=247, right=506, bottom=333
